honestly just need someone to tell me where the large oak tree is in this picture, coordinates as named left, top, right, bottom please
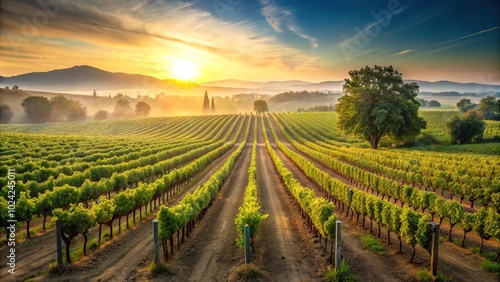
left=337, top=65, right=426, bottom=149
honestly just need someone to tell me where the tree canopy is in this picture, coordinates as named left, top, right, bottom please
left=478, top=96, right=500, bottom=120
left=113, top=99, right=132, bottom=118
left=202, top=91, right=210, bottom=114
left=0, top=104, right=14, bottom=123
left=21, top=96, right=51, bottom=123
left=94, top=110, right=109, bottom=120
left=456, top=98, right=476, bottom=113
left=336, top=65, right=426, bottom=149
left=254, top=100, right=269, bottom=113
left=447, top=110, right=485, bottom=144
left=135, top=101, right=151, bottom=117
left=50, top=95, right=87, bottom=122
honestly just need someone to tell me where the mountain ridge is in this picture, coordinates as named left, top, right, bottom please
left=1, top=65, right=499, bottom=94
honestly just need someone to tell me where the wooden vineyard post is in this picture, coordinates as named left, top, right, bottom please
left=244, top=225, right=251, bottom=265
left=153, top=220, right=160, bottom=264
left=335, top=220, right=342, bottom=270
left=56, top=220, right=63, bottom=266
left=430, top=222, right=440, bottom=276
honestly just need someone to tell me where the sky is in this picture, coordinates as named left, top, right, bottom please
left=1, top=0, right=499, bottom=84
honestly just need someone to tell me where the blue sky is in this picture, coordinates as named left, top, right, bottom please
left=1, top=0, right=499, bottom=83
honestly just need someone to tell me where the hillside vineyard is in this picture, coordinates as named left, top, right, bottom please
left=0, top=113, right=499, bottom=281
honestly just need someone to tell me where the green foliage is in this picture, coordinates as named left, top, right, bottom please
left=92, top=197, right=115, bottom=225
left=229, top=263, right=267, bottom=281
left=254, top=100, right=269, bottom=113
left=52, top=203, right=96, bottom=239
left=447, top=110, right=485, bottom=144
left=235, top=140, right=268, bottom=247
left=50, top=95, right=87, bottom=122
left=360, top=235, right=385, bottom=255
left=324, top=259, right=356, bottom=282
left=478, top=96, right=500, bottom=120
left=337, top=65, right=426, bottom=149
left=50, top=185, right=81, bottom=209
left=457, top=98, right=476, bottom=113
left=481, top=259, right=500, bottom=273
left=21, top=96, right=51, bottom=123
left=414, top=268, right=453, bottom=282
left=149, top=262, right=170, bottom=276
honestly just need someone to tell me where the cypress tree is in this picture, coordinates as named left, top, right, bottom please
left=202, top=91, right=210, bottom=114
left=211, top=97, right=216, bottom=113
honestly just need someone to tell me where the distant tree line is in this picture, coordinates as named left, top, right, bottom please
left=268, top=90, right=332, bottom=104
left=0, top=93, right=152, bottom=124
left=297, top=104, right=335, bottom=112
left=416, top=98, right=441, bottom=107
left=456, top=96, right=500, bottom=120
left=420, top=91, right=500, bottom=97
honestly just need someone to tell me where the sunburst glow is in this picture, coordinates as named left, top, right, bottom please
left=170, top=58, right=198, bottom=81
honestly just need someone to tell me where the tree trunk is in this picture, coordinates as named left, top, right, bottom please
left=98, top=224, right=102, bottom=244
left=409, top=245, right=416, bottom=263
left=26, top=220, right=30, bottom=238
left=126, top=214, right=130, bottom=229
left=170, top=236, right=174, bottom=255
left=43, top=212, right=47, bottom=231
left=83, top=232, right=88, bottom=254
left=162, top=240, right=168, bottom=261
left=61, top=232, right=72, bottom=264
left=398, top=236, right=402, bottom=253
left=479, top=238, right=484, bottom=253
left=118, top=217, right=121, bottom=234
left=387, top=230, right=391, bottom=245
left=370, top=134, right=379, bottom=149
left=461, top=230, right=468, bottom=247
left=448, top=223, right=455, bottom=241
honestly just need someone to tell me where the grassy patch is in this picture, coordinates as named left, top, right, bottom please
left=451, top=237, right=461, bottom=247
left=468, top=246, right=480, bottom=254
left=481, top=260, right=500, bottom=274
left=360, top=235, right=385, bottom=255
left=414, top=268, right=453, bottom=282
left=229, top=263, right=267, bottom=282
left=324, top=259, right=356, bottom=282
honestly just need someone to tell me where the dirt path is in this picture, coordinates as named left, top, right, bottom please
left=153, top=117, right=255, bottom=282
left=254, top=116, right=328, bottom=281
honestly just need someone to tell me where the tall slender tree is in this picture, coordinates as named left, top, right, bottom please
left=211, top=97, right=216, bottom=113
left=202, top=91, right=210, bottom=114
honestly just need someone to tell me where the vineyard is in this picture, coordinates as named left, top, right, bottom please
left=0, top=112, right=499, bottom=281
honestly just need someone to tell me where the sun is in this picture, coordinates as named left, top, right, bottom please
left=170, top=58, right=198, bottom=81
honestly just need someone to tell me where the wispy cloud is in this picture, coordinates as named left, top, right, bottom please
left=260, top=0, right=318, bottom=48
left=429, top=26, right=500, bottom=48
left=395, top=49, right=412, bottom=56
